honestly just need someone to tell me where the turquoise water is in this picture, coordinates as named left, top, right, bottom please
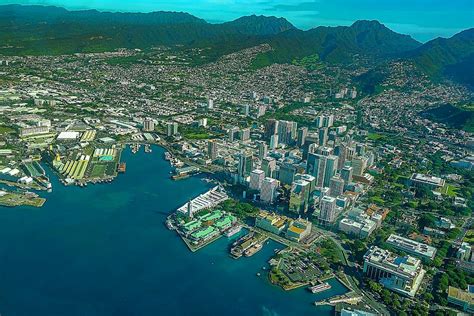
left=0, top=145, right=347, bottom=315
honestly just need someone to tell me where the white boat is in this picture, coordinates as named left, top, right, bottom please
left=225, top=225, right=242, bottom=237
left=308, top=282, right=331, bottom=294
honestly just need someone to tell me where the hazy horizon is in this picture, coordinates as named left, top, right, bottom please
left=1, top=0, right=473, bottom=42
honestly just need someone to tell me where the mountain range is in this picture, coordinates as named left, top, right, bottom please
left=0, top=5, right=473, bottom=88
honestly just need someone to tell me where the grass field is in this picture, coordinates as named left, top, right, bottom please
left=444, top=184, right=459, bottom=197
left=90, top=164, right=107, bottom=178
left=0, top=126, right=15, bottom=134
left=367, top=133, right=385, bottom=141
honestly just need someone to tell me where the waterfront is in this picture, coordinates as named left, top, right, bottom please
left=0, top=145, right=348, bottom=316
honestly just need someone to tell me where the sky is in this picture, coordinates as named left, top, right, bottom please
left=1, top=0, right=473, bottom=42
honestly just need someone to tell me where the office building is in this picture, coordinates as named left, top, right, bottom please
left=329, top=176, right=345, bottom=197
left=286, top=218, right=312, bottom=242
left=278, top=162, right=297, bottom=185
left=143, top=118, right=155, bottom=132
left=363, top=246, right=425, bottom=297
left=409, top=173, right=445, bottom=190
left=277, top=120, right=297, bottom=146
left=19, top=126, right=50, bottom=137
left=166, top=122, right=179, bottom=137
left=237, top=152, right=253, bottom=181
left=341, top=166, right=353, bottom=183
left=319, top=196, right=337, bottom=225
left=318, top=128, right=328, bottom=146
left=257, top=141, right=268, bottom=160
left=240, top=128, right=250, bottom=142
left=323, top=155, right=338, bottom=187
left=249, top=169, right=265, bottom=191
left=261, top=156, right=276, bottom=178
left=228, top=127, right=239, bottom=142
left=255, top=211, right=288, bottom=235
left=307, top=153, right=325, bottom=187
left=260, top=177, right=279, bottom=204
left=207, top=140, right=217, bottom=160
left=289, top=179, right=310, bottom=214
left=352, top=157, right=368, bottom=176
left=386, top=234, right=437, bottom=260
left=447, top=286, right=474, bottom=314
left=297, top=127, right=308, bottom=147
left=322, top=115, right=334, bottom=128
left=264, top=119, right=278, bottom=140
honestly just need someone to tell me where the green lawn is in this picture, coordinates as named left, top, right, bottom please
left=444, top=184, right=459, bottom=197
left=367, top=133, right=384, bottom=141
left=90, top=164, right=107, bottom=178
left=0, top=126, right=15, bottom=134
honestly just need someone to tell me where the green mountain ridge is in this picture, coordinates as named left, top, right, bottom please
left=0, top=5, right=472, bottom=89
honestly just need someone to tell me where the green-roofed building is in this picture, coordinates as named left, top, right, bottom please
left=200, top=210, right=222, bottom=222
left=190, top=226, right=218, bottom=241
left=214, top=215, right=235, bottom=230
left=182, top=220, right=202, bottom=233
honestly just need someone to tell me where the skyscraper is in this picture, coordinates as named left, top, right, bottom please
left=228, top=127, right=239, bottom=142
left=261, top=156, right=276, bottom=178
left=329, top=176, right=345, bottom=197
left=322, top=115, right=334, bottom=128
left=319, top=196, right=337, bottom=225
left=166, top=122, right=178, bottom=137
left=237, top=152, right=253, bottom=181
left=278, top=162, right=297, bottom=185
left=240, top=128, right=250, bottom=142
left=318, top=128, right=328, bottom=146
left=260, top=177, right=279, bottom=204
left=269, top=134, right=279, bottom=150
left=264, top=119, right=278, bottom=140
left=143, top=118, right=155, bottom=132
left=297, top=127, right=308, bottom=147
left=257, top=141, right=268, bottom=160
left=352, top=156, right=368, bottom=176
left=278, top=120, right=297, bottom=146
left=341, top=166, right=353, bottom=184
left=323, top=155, right=339, bottom=187
left=250, top=169, right=265, bottom=191
left=207, top=140, right=217, bottom=160
left=289, top=180, right=310, bottom=214
left=307, top=153, right=326, bottom=187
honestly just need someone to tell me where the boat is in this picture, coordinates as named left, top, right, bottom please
left=117, top=162, right=126, bottom=173
left=244, top=243, right=262, bottom=257
left=225, top=225, right=242, bottom=237
left=144, top=144, right=152, bottom=153
left=308, top=282, right=331, bottom=294
left=164, top=152, right=172, bottom=161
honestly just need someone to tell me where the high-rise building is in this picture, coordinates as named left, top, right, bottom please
left=296, top=173, right=316, bottom=193
left=278, top=120, right=297, bottom=146
left=289, top=180, right=310, bottom=214
left=341, top=166, right=353, bottom=184
left=318, top=128, right=328, bottom=146
left=166, top=122, right=178, bottom=137
left=257, top=141, right=268, bottom=160
left=260, top=177, right=279, bottom=204
left=319, top=146, right=333, bottom=156
left=250, top=169, right=265, bottom=191
left=228, top=127, right=239, bottom=142
left=242, top=104, right=250, bottom=116
left=269, top=134, right=279, bottom=150
left=319, top=196, right=337, bottom=225
left=303, top=134, right=319, bottom=159
left=240, top=128, right=250, bottom=142
left=237, top=152, right=253, bottom=181
left=261, top=157, right=276, bottom=178
left=323, top=155, right=338, bottom=187
left=297, top=127, right=308, bottom=147
left=207, top=140, right=217, bottom=160
left=336, top=143, right=348, bottom=170
left=352, top=156, right=368, bottom=176
left=315, top=115, right=323, bottom=128
left=143, top=118, right=155, bottom=132
left=329, top=176, right=345, bottom=197
left=207, top=98, right=214, bottom=109
left=278, top=162, right=297, bottom=185
left=307, top=153, right=326, bottom=187
left=264, top=119, right=278, bottom=140
left=322, top=115, right=334, bottom=128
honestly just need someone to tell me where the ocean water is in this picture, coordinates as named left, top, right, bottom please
left=0, top=145, right=347, bottom=315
